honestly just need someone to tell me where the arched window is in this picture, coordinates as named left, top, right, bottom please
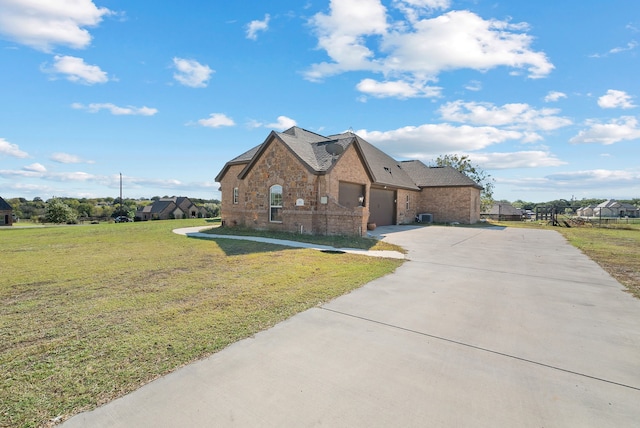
left=270, top=185, right=283, bottom=223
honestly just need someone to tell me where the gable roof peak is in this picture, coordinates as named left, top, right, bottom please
left=281, top=126, right=328, bottom=141
left=0, top=196, right=13, bottom=210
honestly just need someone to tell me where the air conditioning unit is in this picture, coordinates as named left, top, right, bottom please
left=416, top=213, right=432, bottom=223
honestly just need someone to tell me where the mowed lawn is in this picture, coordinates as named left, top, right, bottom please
left=0, top=220, right=403, bottom=427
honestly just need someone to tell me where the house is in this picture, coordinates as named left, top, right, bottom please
left=215, top=127, right=482, bottom=236
left=481, top=202, right=524, bottom=221
left=576, top=204, right=596, bottom=217
left=0, top=196, right=13, bottom=226
left=135, top=197, right=206, bottom=221
left=592, top=199, right=639, bottom=218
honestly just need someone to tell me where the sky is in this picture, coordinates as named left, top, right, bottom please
left=1, top=0, right=639, bottom=203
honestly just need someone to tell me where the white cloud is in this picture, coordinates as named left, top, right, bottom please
left=546, top=169, right=639, bottom=182
left=0, top=166, right=94, bottom=182
left=197, top=113, right=235, bottom=128
left=306, top=5, right=554, bottom=88
left=72, top=102, right=157, bottom=116
left=356, top=78, right=441, bottom=98
left=591, top=41, right=638, bottom=58
left=570, top=116, right=640, bottom=145
left=609, top=41, right=638, bottom=54
left=306, top=0, right=389, bottom=80
left=23, top=163, right=46, bottom=172
left=544, top=91, right=567, bottom=102
left=266, top=116, right=297, bottom=130
left=50, top=152, right=94, bottom=164
left=597, top=89, right=636, bottom=109
left=464, top=80, right=482, bottom=91
left=0, top=0, right=112, bottom=52
left=439, top=100, right=572, bottom=131
left=246, top=14, right=270, bottom=40
left=172, top=57, right=214, bottom=88
left=44, top=55, right=109, bottom=84
left=469, top=151, right=567, bottom=169
left=539, top=169, right=640, bottom=194
left=497, top=168, right=640, bottom=197
left=50, top=171, right=95, bottom=182
left=393, top=0, right=451, bottom=23
left=0, top=137, right=29, bottom=158
left=0, top=168, right=40, bottom=178
left=381, top=11, right=553, bottom=78
left=356, top=123, right=522, bottom=156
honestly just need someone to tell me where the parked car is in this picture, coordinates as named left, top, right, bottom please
left=114, top=216, right=132, bottom=223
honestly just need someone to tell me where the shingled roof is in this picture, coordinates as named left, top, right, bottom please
left=217, top=127, right=482, bottom=192
left=0, top=197, right=13, bottom=211
left=329, top=132, right=419, bottom=190
left=218, top=127, right=421, bottom=190
left=399, top=160, right=483, bottom=189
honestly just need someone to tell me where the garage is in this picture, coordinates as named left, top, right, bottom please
left=368, top=188, right=396, bottom=226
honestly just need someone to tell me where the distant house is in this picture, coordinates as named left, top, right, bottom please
left=481, top=202, right=524, bottom=221
left=576, top=204, right=596, bottom=217
left=135, top=197, right=206, bottom=221
left=215, top=126, right=482, bottom=236
left=592, top=199, right=639, bottom=218
left=0, top=197, right=13, bottom=226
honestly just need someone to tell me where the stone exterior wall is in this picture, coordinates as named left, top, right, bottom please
left=0, top=209, right=12, bottom=226
left=417, top=186, right=481, bottom=224
left=219, top=139, right=370, bottom=236
left=322, top=144, right=370, bottom=235
left=219, top=163, right=250, bottom=226
left=395, top=188, right=420, bottom=224
left=218, top=136, right=481, bottom=234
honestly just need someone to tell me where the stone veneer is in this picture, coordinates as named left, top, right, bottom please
left=417, top=186, right=481, bottom=224
left=219, top=139, right=371, bottom=236
left=219, top=136, right=481, bottom=235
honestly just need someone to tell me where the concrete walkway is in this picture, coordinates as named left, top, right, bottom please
left=172, top=226, right=406, bottom=259
left=62, top=225, right=640, bottom=427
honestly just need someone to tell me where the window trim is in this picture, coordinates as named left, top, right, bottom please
left=269, top=184, right=283, bottom=223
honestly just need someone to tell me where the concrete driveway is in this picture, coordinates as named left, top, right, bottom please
left=62, top=225, right=640, bottom=427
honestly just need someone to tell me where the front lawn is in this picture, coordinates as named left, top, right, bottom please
left=202, top=224, right=406, bottom=253
left=0, top=220, right=403, bottom=427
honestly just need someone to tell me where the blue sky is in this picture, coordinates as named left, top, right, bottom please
left=1, top=0, right=639, bottom=203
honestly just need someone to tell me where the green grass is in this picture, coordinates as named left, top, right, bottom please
left=488, top=219, right=640, bottom=299
left=0, top=220, right=403, bottom=427
left=203, top=224, right=406, bottom=253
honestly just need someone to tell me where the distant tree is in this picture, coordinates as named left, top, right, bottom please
left=112, top=200, right=137, bottom=218
left=511, top=199, right=535, bottom=210
left=204, top=202, right=221, bottom=218
left=77, top=202, right=94, bottom=218
left=8, top=198, right=23, bottom=219
left=96, top=205, right=114, bottom=219
left=45, top=198, right=77, bottom=224
left=431, top=154, right=495, bottom=210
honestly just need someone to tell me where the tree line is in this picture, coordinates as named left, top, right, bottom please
left=6, top=196, right=221, bottom=224
left=503, top=198, right=640, bottom=212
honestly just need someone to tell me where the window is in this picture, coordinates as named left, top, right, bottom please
left=270, top=185, right=283, bottom=222
left=233, top=187, right=239, bottom=204
left=406, top=194, right=410, bottom=210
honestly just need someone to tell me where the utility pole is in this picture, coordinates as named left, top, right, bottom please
left=119, top=173, right=123, bottom=215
